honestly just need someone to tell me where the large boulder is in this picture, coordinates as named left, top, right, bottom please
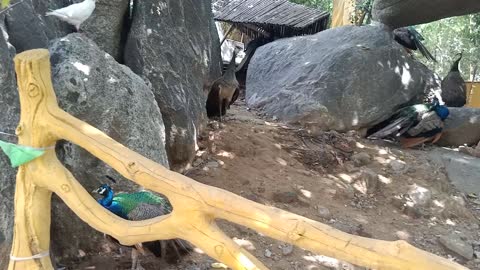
left=82, top=0, right=130, bottom=60
left=0, top=18, right=19, bottom=270
left=125, top=0, right=222, bottom=172
left=3, top=0, right=72, bottom=52
left=437, top=107, right=480, bottom=147
left=246, top=25, right=439, bottom=132
left=48, top=33, right=169, bottom=262
left=372, top=0, right=480, bottom=29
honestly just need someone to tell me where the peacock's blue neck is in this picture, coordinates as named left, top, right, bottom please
left=98, top=189, right=114, bottom=207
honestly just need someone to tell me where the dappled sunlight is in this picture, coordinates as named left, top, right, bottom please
left=72, top=61, right=91, bottom=75
left=395, top=230, right=411, bottom=241
left=356, top=142, right=365, bottom=148
left=193, top=247, right=205, bottom=254
left=338, top=173, right=353, bottom=184
left=233, top=238, right=256, bottom=251
left=300, top=188, right=312, bottom=199
left=303, top=254, right=343, bottom=268
left=378, top=174, right=392, bottom=184
left=275, top=157, right=287, bottom=166
left=445, top=219, right=456, bottom=226
left=217, top=150, right=235, bottom=159
left=237, top=253, right=257, bottom=270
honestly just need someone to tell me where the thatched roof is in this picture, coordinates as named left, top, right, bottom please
left=214, top=0, right=330, bottom=38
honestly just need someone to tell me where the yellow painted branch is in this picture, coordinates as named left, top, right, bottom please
left=8, top=48, right=470, bottom=270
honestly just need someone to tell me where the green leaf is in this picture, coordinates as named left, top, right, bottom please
left=1, top=0, right=10, bottom=9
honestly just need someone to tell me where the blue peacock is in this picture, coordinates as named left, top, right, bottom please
left=93, top=176, right=192, bottom=270
left=367, top=97, right=450, bottom=148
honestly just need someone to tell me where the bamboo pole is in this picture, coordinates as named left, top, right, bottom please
left=8, top=49, right=470, bottom=270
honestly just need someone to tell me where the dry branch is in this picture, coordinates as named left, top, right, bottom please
left=8, top=49, right=470, bottom=270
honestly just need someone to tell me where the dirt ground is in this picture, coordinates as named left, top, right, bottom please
left=71, top=101, right=480, bottom=270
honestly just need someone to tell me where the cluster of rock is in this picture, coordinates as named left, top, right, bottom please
left=0, top=0, right=221, bottom=266
left=246, top=0, right=480, bottom=147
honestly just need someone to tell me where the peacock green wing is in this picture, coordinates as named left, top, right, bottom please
left=113, top=191, right=172, bottom=216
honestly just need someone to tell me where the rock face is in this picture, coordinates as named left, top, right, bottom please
left=3, top=0, right=72, bottom=52
left=437, top=107, right=480, bottom=146
left=246, top=25, right=438, bottom=132
left=48, top=33, right=169, bottom=261
left=0, top=20, right=19, bottom=269
left=125, top=0, right=221, bottom=171
left=82, top=0, right=130, bottom=60
left=372, top=0, right=480, bottom=29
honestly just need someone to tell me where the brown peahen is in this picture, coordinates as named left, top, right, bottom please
left=441, top=52, right=467, bottom=107
left=206, top=49, right=239, bottom=122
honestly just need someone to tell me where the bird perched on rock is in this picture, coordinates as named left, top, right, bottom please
left=441, top=52, right=467, bottom=107
left=45, top=0, right=96, bottom=32
left=206, top=48, right=240, bottom=122
left=93, top=178, right=192, bottom=270
left=367, top=97, right=449, bottom=148
left=393, top=26, right=436, bottom=62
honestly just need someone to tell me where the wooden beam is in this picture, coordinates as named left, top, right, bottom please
left=8, top=49, right=470, bottom=270
left=220, top=24, right=235, bottom=46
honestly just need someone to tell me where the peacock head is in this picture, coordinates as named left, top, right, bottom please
left=434, top=105, right=450, bottom=120
left=93, top=184, right=113, bottom=196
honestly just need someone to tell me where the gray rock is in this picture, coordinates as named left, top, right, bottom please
left=48, top=33, right=169, bottom=261
left=389, top=160, right=406, bottom=172
left=437, top=107, right=480, bottom=147
left=264, top=249, right=272, bottom=258
left=352, top=168, right=379, bottom=194
left=316, top=206, right=332, bottom=219
left=280, top=244, right=294, bottom=256
left=0, top=21, right=19, bottom=268
left=407, top=184, right=431, bottom=206
left=351, top=152, right=371, bottom=167
left=246, top=25, right=438, bottom=132
left=372, top=0, right=480, bottom=29
left=82, top=0, right=130, bottom=60
left=4, top=0, right=73, bottom=52
left=124, top=0, right=222, bottom=172
left=439, top=234, right=474, bottom=260
left=428, top=148, right=480, bottom=196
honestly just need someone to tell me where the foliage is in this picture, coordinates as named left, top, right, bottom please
left=1, top=0, right=10, bottom=9
left=417, top=14, right=480, bottom=81
left=290, top=0, right=333, bottom=13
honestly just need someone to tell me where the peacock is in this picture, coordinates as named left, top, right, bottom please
left=206, top=48, right=240, bottom=122
left=367, top=97, right=449, bottom=148
left=93, top=178, right=192, bottom=270
left=393, top=26, right=437, bottom=62
left=441, top=52, right=467, bottom=107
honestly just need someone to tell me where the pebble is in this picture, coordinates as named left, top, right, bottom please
left=389, top=160, right=406, bottom=172
left=351, top=152, right=371, bottom=167
left=317, top=205, right=332, bottom=219
left=264, top=249, right=272, bottom=258
left=407, top=184, right=432, bottom=206
left=280, top=244, right=294, bottom=256
left=272, top=191, right=298, bottom=204
left=206, top=160, right=219, bottom=168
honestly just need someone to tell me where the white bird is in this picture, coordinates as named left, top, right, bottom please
left=45, top=0, right=96, bottom=32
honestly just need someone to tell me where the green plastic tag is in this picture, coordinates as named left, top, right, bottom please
left=0, top=140, right=46, bottom=167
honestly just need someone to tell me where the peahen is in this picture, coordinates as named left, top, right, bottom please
left=393, top=26, right=437, bottom=62
left=441, top=52, right=467, bottom=107
left=206, top=48, right=240, bottom=122
left=367, top=97, right=449, bottom=148
left=93, top=180, right=192, bottom=270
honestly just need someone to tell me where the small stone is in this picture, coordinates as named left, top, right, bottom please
left=317, top=205, right=331, bottom=219
left=407, top=184, right=432, bottom=206
left=206, top=160, right=219, bottom=168
left=78, top=249, right=86, bottom=258
left=351, top=152, right=371, bottom=167
left=192, top=158, right=203, bottom=167
left=439, top=235, right=474, bottom=260
left=272, top=191, right=298, bottom=204
left=389, top=160, right=406, bottom=172
left=352, top=168, right=379, bottom=194
left=281, top=244, right=294, bottom=256
left=264, top=249, right=272, bottom=258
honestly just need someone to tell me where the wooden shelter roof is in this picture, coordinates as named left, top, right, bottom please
left=214, top=0, right=330, bottom=38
